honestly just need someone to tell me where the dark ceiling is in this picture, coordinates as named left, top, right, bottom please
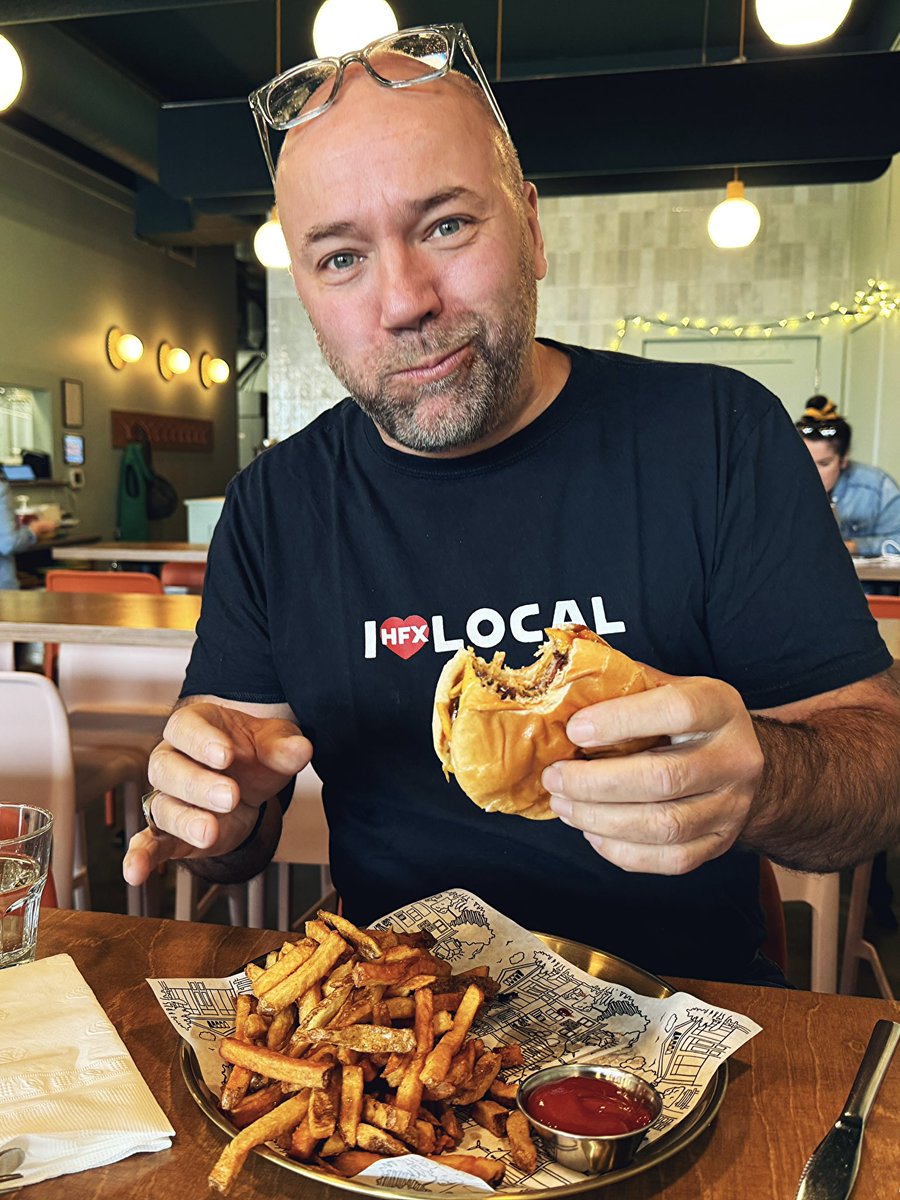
left=1, top=0, right=899, bottom=247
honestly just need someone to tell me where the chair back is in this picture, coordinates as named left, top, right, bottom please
left=275, top=765, right=329, bottom=866
left=57, top=642, right=192, bottom=715
left=758, top=857, right=788, bottom=975
left=46, top=569, right=163, bottom=595
left=44, top=570, right=164, bottom=679
left=0, top=641, right=13, bottom=672
left=0, top=671, right=76, bottom=908
left=161, top=561, right=206, bottom=594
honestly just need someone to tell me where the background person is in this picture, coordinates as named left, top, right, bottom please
left=124, top=28, right=900, bottom=986
left=0, top=478, right=58, bottom=590
left=796, top=395, right=900, bottom=558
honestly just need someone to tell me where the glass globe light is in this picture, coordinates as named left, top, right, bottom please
left=707, top=181, right=761, bottom=249
left=756, top=0, right=852, bottom=46
left=254, top=209, right=291, bottom=270
left=312, top=0, right=398, bottom=58
left=0, top=34, right=23, bottom=112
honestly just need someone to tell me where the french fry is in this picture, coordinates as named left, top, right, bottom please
left=220, top=995, right=254, bottom=1112
left=319, top=910, right=384, bottom=960
left=208, top=1090, right=311, bottom=1195
left=355, top=1123, right=410, bottom=1157
left=332, top=1150, right=384, bottom=1176
left=471, top=1099, right=509, bottom=1138
left=304, top=1024, right=416, bottom=1055
left=308, top=1069, right=341, bottom=1140
left=228, top=1082, right=283, bottom=1129
left=488, top=1077, right=519, bottom=1105
left=438, top=1103, right=463, bottom=1146
left=419, top=985, right=482, bottom=1087
left=258, top=931, right=350, bottom=1014
left=338, top=1063, right=365, bottom=1146
left=499, top=1043, right=525, bottom=1067
left=251, top=939, right=316, bottom=998
left=395, top=986, right=433, bottom=1115
left=453, top=1050, right=502, bottom=1106
left=289, top=1112, right=318, bottom=1161
left=266, top=1004, right=296, bottom=1051
left=219, top=1038, right=334, bottom=1090
left=506, top=1109, right=538, bottom=1173
left=428, top=1153, right=506, bottom=1186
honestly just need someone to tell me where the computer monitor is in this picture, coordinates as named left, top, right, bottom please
left=0, top=463, right=37, bottom=482
left=63, top=434, right=85, bottom=466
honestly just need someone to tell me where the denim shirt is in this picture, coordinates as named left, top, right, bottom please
left=0, top=480, right=37, bottom=589
left=832, top=460, right=900, bottom=556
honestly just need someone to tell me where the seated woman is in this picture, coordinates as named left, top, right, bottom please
left=796, top=396, right=900, bottom=558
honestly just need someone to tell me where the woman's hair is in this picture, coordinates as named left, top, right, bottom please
left=795, top=395, right=852, bottom=457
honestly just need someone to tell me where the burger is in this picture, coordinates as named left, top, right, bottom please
left=432, top=625, right=660, bottom=820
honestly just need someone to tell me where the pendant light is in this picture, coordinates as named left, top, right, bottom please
left=708, top=173, right=761, bottom=249
left=756, top=0, right=852, bottom=46
left=0, top=33, right=24, bottom=111
left=312, top=0, right=397, bottom=58
left=254, top=0, right=292, bottom=269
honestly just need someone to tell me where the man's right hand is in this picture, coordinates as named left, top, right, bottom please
left=122, top=700, right=313, bottom=887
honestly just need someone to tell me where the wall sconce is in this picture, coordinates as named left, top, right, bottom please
left=106, top=326, right=144, bottom=369
left=199, top=352, right=230, bottom=388
left=158, top=341, right=191, bottom=381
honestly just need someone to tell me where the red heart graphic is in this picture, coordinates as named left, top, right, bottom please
left=380, top=615, right=430, bottom=660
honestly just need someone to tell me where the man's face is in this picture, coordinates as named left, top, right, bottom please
left=803, top=438, right=847, bottom=493
left=275, top=71, right=547, bottom=454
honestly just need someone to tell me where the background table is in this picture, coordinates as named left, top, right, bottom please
left=855, top=558, right=900, bottom=582
left=0, top=590, right=200, bottom=647
left=52, top=541, right=209, bottom=564
left=29, top=909, right=900, bottom=1200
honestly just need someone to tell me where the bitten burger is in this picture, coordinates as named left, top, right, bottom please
left=432, top=625, right=660, bottom=820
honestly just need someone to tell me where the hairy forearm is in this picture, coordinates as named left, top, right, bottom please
left=184, top=795, right=284, bottom=885
left=745, top=682, right=900, bottom=871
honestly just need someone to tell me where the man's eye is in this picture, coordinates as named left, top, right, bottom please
left=325, top=252, right=358, bottom=271
left=431, top=217, right=463, bottom=239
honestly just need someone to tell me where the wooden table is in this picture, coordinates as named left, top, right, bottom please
left=855, top=558, right=900, bottom=582
left=27, top=909, right=900, bottom=1199
left=0, top=591, right=200, bottom=647
left=52, top=541, right=209, bottom=564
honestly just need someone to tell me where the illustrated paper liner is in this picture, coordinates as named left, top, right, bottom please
left=148, top=889, right=760, bottom=1192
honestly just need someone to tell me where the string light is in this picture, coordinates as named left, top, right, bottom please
left=756, top=0, right=853, bottom=46
left=609, top=279, right=899, bottom=351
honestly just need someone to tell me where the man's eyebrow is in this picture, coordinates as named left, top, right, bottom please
left=300, top=189, right=483, bottom=251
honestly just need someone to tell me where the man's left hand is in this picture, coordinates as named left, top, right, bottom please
left=541, top=667, right=764, bottom=874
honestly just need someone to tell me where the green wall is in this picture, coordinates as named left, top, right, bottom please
left=0, top=122, right=238, bottom=542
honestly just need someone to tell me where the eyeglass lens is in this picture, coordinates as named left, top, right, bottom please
left=265, top=28, right=451, bottom=127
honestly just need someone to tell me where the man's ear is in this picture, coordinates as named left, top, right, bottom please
left=523, top=181, right=548, bottom=281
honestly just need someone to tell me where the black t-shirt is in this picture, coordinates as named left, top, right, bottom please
left=184, top=343, right=889, bottom=983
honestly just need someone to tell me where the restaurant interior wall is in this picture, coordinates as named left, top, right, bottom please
left=844, top=156, right=900, bottom=478
left=0, top=122, right=239, bottom=543
left=266, top=177, right=900, bottom=481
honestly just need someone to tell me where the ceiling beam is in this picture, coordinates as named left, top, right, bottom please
left=158, top=51, right=900, bottom=201
left=0, top=0, right=247, bottom=22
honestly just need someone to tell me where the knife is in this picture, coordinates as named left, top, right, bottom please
left=795, top=1018, right=900, bottom=1200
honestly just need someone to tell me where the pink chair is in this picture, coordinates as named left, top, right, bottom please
left=0, top=670, right=143, bottom=909
left=161, top=561, right=206, bottom=594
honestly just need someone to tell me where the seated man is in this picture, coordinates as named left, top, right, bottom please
left=124, top=24, right=899, bottom=985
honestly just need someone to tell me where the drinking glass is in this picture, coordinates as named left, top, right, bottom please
left=0, top=804, right=53, bottom=968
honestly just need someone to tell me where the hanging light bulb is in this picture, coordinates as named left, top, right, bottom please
left=313, top=0, right=398, bottom=57
left=708, top=178, right=761, bottom=249
left=0, top=33, right=24, bottom=111
left=756, top=0, right=852, bottom=45
left=254, top=206, right=291, bottom=269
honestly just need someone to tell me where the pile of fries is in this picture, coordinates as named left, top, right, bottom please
left=208, top=910, right=538, bottom=1194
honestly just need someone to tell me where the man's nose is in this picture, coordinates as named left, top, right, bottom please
left=376, top=245, right=442, bottom=332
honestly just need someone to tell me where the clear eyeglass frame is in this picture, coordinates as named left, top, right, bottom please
left=248, top=22, right=508, bottom=185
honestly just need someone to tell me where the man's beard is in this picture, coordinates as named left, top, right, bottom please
left=314, top=253, right=538, bottom=453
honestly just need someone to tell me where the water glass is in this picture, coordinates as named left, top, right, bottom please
left=0, top=804, right=54, bottom=968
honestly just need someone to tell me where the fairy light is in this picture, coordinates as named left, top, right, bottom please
left=609, top=278, right=899, bottom=350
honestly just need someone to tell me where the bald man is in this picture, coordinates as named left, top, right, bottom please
left=125, top=40, right=898, bottom=984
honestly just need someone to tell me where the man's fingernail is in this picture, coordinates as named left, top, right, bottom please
left=189, top=817, right=209, bottom=844
left=567, top=718, right=594, bottom=744
left=209, top=783, right=233, bottom=811
left=543, top=766, right=562, bottom=793
left=206, top=743, right=228, bottom=768
left=549, top=796, right=572, bottom=821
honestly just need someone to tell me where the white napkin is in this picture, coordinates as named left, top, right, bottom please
left=0, top=953, right=174, bottom=1191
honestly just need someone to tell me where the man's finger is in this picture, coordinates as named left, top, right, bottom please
left=543, top=740, right=737, bottom=805
left=149, top=741, right=240, bottom=814
left=146, top=790, right=221, bottom=850
left=565, top=678, right=740, bottom=749
left=123, top=826, right=180, bottom=885
left=550, top=788, right=741, bottom=847
left=253, top=727, right=313, bottom=776
left=164, top=703, right=237, bottom=769
left=581, top=828, right=734, bottom=875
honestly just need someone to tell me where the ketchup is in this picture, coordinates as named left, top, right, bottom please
left=526, top=1076, right=655, bottom=1137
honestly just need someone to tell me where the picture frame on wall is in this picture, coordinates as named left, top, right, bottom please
left=62, top=378, right=84, bottom=428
